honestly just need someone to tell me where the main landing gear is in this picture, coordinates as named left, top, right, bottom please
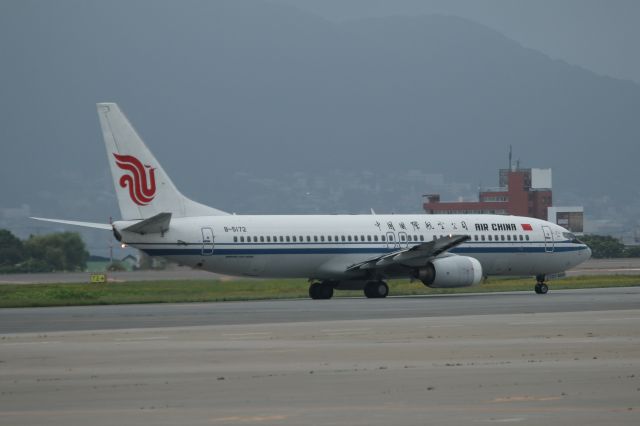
left=363, top=281, right=389, bottom=299
left=308, top=280, right=390, bottom=299
left=534, top=274, right=549, bottom=294
left=309, top=282, right=334, bottom=300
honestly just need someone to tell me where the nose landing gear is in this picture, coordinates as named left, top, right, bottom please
left=534, top=275, right=549, bottom=294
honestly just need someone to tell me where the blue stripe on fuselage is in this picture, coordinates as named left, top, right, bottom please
left=140, top=245, right=586, bottom=256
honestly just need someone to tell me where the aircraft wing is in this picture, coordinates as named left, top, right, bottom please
left=346, top=234, right=471, bottom=271
left=30, top=217, right=112, bottom=230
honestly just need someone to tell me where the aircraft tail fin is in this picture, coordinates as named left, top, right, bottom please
left=97, top=103, right=228, bottom=220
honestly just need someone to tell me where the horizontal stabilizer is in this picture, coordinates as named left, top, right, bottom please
left=30, top=217, right=112, bottom=230
left=122, top=212, right=171, bottom=235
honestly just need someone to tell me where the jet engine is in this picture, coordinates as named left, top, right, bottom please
left=417, top=256, right=483, bottom=288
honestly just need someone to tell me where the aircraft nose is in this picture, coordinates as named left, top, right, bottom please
left=584, top=245, right=592, bottom=259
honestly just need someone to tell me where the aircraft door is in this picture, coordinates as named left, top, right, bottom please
left=201, top=227, right=214, bottom=256
left=542, top=225, right=554, bottom=253
left=386, top=232, right=399, bottom=249
left=398, top=231, right=409, bottom=248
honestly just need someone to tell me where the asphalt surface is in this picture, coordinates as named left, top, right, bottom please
left=2, top=288, right=639, bottom=426
left=0, top=287, right=638, bottom=334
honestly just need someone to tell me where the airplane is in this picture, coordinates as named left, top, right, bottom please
left=32, top=103, right=592, bottom=299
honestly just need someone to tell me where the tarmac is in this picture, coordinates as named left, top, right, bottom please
left=1, top=287, right=640, bottom=425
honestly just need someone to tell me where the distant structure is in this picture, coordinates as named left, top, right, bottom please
left=547, top=206, right=584, bottom=234
left=423, top=148, right=553, bottom=220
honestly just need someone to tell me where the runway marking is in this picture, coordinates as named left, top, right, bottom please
left=491, top=396, right=563, bottom=403
left=210, top=415, right=288, bottom=422
left=321, top=328, right=370, bottom=333
left=222, top=332, right=272, bottom=338
left=421, top=324, right=464, bottom=328
left=114, top=336, right=169, bottom=341
left=596, top=317, right=640, bottom=322
left=507, top=321, right=553, bottom=326
left=2, top=341, right=61, bottom=346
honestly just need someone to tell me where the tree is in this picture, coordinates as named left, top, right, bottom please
left=23, top=232, right=89, bottom=272
left=624, top=245, right=640, bottom=258
left=579, top=235, right=625, bottom=259
left=0, top=229, right=25, bottom=269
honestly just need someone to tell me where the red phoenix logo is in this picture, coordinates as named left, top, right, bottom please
left=113, top=153, right=157, bottom=206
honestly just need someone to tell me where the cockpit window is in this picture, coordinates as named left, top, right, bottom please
left=563, top=232, right=583, bottom=244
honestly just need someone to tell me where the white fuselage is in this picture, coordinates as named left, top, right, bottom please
left=115, top=214, right=591, bottom=280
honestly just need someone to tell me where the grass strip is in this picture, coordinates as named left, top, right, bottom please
left=1, top=275, right=639, bottom=308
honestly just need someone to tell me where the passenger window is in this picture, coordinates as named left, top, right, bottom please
left=300, top=236, right=304, bottom=242
left=501, top=235, right=505, bottom=241
left=354, top=236, right=359, bottom=242
left=367, top=235, right=372, bottom=242
left=292, top=236, right=297, bottom=242
left=286, top=236, right=290, bottom=242
left=335, top=235, right=338, bottom=241
left=481, top=235, right=485, bottom=241
left=519, top=235, right=523, bottom=241
left=495, top=235, right=499, bottom=241
left=525, top=235, right=530, bottom=241
left=307, top=236, right=311, bottom=242
left=488, top=235, right=492, bottom=241
left=328, top=236, right=332, bottom=242
left=506, top=235, right=511, bottom=241
left=240, top=236, right=245, bottom=242
left=381, top=235, right=386, bottom=242
left=361, top=235, right=365, bottom=241
left=234, top=236, right=238, bottom=242
left=400, top=234, right=406, bottom=241
left=374, top=235, right=378, bottom=242
left=266, top=236, right=271, bottom=242
left=420, top=235, right=424, bottom=242
left=260, top=236, right=264, bottom=242
left=273, top=236, right=278, bottom=242
left=314, top=236, right=318, bottom=242
left=279, top=236, right=284, bottom=242
left=320, top=236, right=325, bottom=242
left=389, top=235, right=394, bottom=241
left=341, top=236, right=345, bottom=241
left=473, top=235, right=478, bottom=241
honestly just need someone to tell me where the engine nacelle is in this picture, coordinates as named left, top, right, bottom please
left=417, top=256, right=483, bottom=288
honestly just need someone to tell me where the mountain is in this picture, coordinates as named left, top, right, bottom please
left=1, top=0, right=639, bottom=227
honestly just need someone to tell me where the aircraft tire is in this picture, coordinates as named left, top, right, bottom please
left=309, top=282, right=333, bottom=300
left=364, top=281, right=389, bottom=299
left=538, top=283, right=548, bottom=294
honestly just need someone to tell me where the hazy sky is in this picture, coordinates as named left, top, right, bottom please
left=1, top=0, right=639, bottom=252
left=277, top=0, right=640, bottom=84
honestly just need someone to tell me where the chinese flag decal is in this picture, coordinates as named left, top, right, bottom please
left=521, top=224, right=533, bottom=231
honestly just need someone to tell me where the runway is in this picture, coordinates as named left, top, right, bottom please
left=1, top=288, right=639, bottom=425
left=1, top=287, right=640, bottom=334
